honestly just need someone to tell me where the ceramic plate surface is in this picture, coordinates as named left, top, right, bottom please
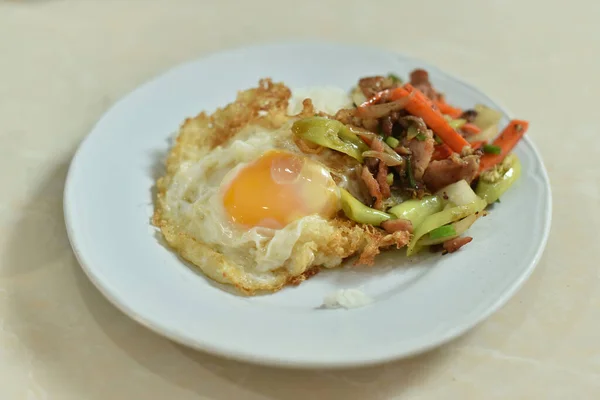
left=64, top=42, right=552, bottom=368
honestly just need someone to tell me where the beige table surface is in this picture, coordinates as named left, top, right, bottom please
left=1, top=0, right=599, bottom=399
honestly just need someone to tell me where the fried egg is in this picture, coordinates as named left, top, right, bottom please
left=222, top=149, right=340, bottom=230
left=153, top=79, right=407, bottom=294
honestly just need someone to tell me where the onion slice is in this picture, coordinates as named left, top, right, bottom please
left=362, top=151, right=404, bottom=166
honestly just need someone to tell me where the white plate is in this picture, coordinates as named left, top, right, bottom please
left=64, top=42, right=552, bottom=368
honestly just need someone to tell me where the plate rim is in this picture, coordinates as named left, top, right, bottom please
left=63, top=41, right=553, bottom=368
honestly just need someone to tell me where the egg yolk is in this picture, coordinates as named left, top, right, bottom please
left=222, top=150, right=340, bottom=229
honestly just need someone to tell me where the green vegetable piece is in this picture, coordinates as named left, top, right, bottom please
left=292, top=117, right=369, bottom=162
left=338, top=125, right=370, bottom=152
left=415, top=133, right=427, bottom=141
left=483, top=144, right=502, bottom=155
left=476, top=154, right=522, bottom=204
left=339, top=188, right=392, bottom=226
left=449, top=118, right=467, bottom=130
left=428, top=224, right=457, bottom=240
left=406, top=157, right=417, bottom=188
left=388, top=195, right=442, bottom=229
left=388, top=73, right=403, bottom=83
left=419, top=213, right=480, bottom=246
left=473, top=104, right=502, bottom=131
left=406, top=124, right=419, bottom=140
left=386, top=173, right=394, bottom=185
left=385, top=136, right=400, bottom=148
left=434, top=135, right=443, bottom=144
left=407, top=197, right=487, bottom=256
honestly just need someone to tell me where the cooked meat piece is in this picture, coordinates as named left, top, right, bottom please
left=370, top=136, right=384, bottom=152
left=407, top=130, right=435, bottom=180
left=460, top=109, right=478, bottom=123
left=362, top=118, right=379, bottom=132
left=368, top=137, right=390, bottom=198
left=423, top=154, right=480, bottom=192
left=443, top=236, right=473, bottom=253
left=358, top=76, right=397, bottom=98
left=335, top=97, right=403, bottom=134
left=381, top=218, right=413, bottom=234
left=381, top=116, right=394, bottom=136
left=394, top=146, right=412, bottom=156
left=376, top=161, right=391, bottom=198
left=409, top=69, right=440, bottom=100
left=334, top=108, right=379, bottom=133
left=352, top=166, right=375, bottom=205
left=409, top=69, right=429, bottom=86
left=361, top=165, right=384, bottom=210
left=334, top=108, right=355, bottom=125
left=365, top=157, right=379, bottom=171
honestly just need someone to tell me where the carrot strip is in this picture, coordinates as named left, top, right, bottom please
left=389, top=84, right=470, bottom=153
left=470, top=140, right=486, bottom=150
left=431, top=137, right=483, bottom=160
left=355, top=132, right=374, bottom=146
left=461, top=123, right=481, bottom=135
left=479, top=120, right=529, bottom=171
left=435, top=98, right=463, bottom=119
left=432, top=144, right=453, bottom=161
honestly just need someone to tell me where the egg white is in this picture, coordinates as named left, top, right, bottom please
left=163, top=121, right=345, bottom=274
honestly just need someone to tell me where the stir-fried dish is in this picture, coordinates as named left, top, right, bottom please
left=295, top=69, right=527, bottom=256
left=153, top=69, right=528, bottom=294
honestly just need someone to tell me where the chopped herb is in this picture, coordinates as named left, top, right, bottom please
left=406, top=157, right=416, bottom=188
left=388, top=73, right=403, bottom=83
left=385, top=136, right=400, bottom=148
left=428, top=224, right=457, bottom=240
left=483, top=144, right=502, bottom=155
left=415, top=133, right=427, bottom=141
left=434, top=135, right=443, bottom=144
left=386, top=173, right=394, bottom=185
left=495, top=198, right=501, bottom=203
